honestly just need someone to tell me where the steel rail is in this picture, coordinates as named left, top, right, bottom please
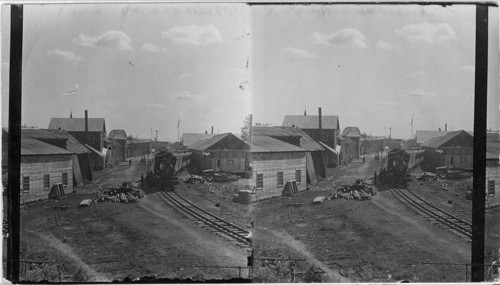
left=391, top=188, right=471, bottom=239
left=159, top=190, right=251, bottom=247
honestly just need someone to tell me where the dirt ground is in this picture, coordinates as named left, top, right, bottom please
left=253, top=155, right=473, bottom=282
left=14, top=157, right=248, bottom=282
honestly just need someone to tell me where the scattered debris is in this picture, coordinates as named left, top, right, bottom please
left=332, top=179, right=376, bottom=201
left=417, top=172, right=439, bottom=181
left=79, top=199, right=93, bottom=207
left=95, top=184, right=143, bottom=204
left=312, top=196, right=326, bottom=204
left=184, top=174, right=206, bottom=184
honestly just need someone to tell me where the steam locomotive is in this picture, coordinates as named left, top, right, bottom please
left=146, top=151, right=191, bottom=187
left=386, top=148, right=424, bottom=185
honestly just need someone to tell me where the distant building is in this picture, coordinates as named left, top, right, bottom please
left=107, top=129, right=127, bottom=163
left=48, top=117, right=107, bottom=170
left=486, top=132, right=500, bottom=207
left=2, top=132, right=74, bottom=203
left=189, top=133, right=249, bottom=173
left=341, top=127, right=361, bottom=159
left=250, top=134, right=307, bottom=199
left=421, top=130, right=473, bottom=171
left=416, top=130, right=473, bottom=146
left=361, top=137, right=385, bottom=154
left=282, top=113, right=340, bottom=167
left=126, top=138, right=152, bottom=158
left=182, top=133, right=217, bottom=148
left=252, top=125, right=325, bottom=183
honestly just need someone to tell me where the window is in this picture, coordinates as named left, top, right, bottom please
left=62, top=172, right=68, bottom=187
left=256, top=174, right=263, bottom=190
left=488, top=180, right=496, bottom=197
left=22, top=176, right=30, bottom=193
left=323, top=131, right=329, bottom=141
left=277, top=172, right=283, bottom=187
left=295, top=170, right=301, bottom=184
left=43, top=174, right=50, bottom=190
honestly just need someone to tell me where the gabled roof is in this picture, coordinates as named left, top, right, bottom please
left=342, top=127, right=361, bottom=137
left=416, top=130, right=450, bottom=144
left=109, top=129, right=127, bottom=140
left=48, top=118, right=106, bottom=133
left=20, top=137, right=72, bottom=156
left=182, top=133, right=217, bottom=147
left=282, top=115, right=339, bottom=130
left=37, top=129, right=89, bottom=154
left=250, top=134, right=306, bottom=153
left=421, top=130, right=473, bottom=148
left=189, top=133, right=247, bottom=151
left=252, top=126, right=324, bottom=152
left=487, top=132, right=500, bottom=160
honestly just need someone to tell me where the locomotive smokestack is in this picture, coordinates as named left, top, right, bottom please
left=318, top=107, right=322, bottom=142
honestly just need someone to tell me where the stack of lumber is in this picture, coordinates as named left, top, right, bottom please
left=184, top=174, right=206, bottom=184
left=417, top=172, right=439, bottom=181
left=96, top=184, right=144, bottom=204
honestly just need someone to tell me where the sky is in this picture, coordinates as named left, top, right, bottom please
left=1, top=3, right=499, bottom=141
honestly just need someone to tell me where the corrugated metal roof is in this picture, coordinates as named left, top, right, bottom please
left=182, top=133, right=217, bottom=147
left=109, top=129, right=127, bottom=140
left=48, top=118, right=106, bottom=133
left=416, top=130, right=450, bottom=144
left=421, top=130, right=472, bottom=148
left=42, top=129, right=89, bottom=154
left=250, top=134, right=306, bottom=153
left=21, top=137, right=72, bottom=156
left=487, top=132, right=500, bottom=160
left=342, top=127, right=361, bottom=137
left=252, top=126, right=324, bottom=151
left=282, top=115, right=339, bottom=130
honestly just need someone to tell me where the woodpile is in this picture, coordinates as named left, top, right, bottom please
left=233, top=190, right=253, bottom=205
left=417, top=172, right=439, bottom=181
left=331, top=179, right=376, bottom=201
left=96, top=183, right=144, bottom=204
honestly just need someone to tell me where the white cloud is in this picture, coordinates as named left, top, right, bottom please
left=460, top=66, right=474, bottom=73
left=309, top=28, right=368, bottom=49
left=47, top=49, right=82, bottom=62
left=281, top=47, right=317, bottom=59
left=169, top=91, right=203, bottom=101
left=141, top=43, right=165, bottom=53
left=74, top=31, right=134, bottom=50
left=176, top=73, right=192, bottom=79
left=406, top=70, right=425, bottom=78
left=162, top=25, right=222, bottom=46
left=396, top=22, right=456, bottom=44
left=405, top=88, right=437, bottom=98
left=375, top=41, right=400, bottom=50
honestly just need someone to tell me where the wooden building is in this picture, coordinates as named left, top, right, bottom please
left=21, top=128, right=92, bottom=185
left=126, top=138, right=152, bottom=158
left=2, top=135, right=74, bottom=203
left=189, top=133, right=249, bottom=173
left=282, top=112, right=340, bottom=167
left=252, top=126, right=325, bottom=183
left=250, top=134, right=307, bottom=200
left=107, top=129, right=127, bottom=163
left=182, top=133, right=216, bottom=148
left=421, top=130, right=473, bottom=171
left=341, top=127, right=362, bottom=159
left=48, top=117, right=107, bottom=152
left=486, top=132, right=500, bottom=207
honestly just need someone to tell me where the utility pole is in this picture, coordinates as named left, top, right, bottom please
left=389, top=127, right=392, bottom=139
left=155, top=130, right=158, bottom=142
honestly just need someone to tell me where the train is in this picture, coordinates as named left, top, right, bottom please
left=386, top=147, right=425, bottom=185
left=146, top=150, right=191, bottom=187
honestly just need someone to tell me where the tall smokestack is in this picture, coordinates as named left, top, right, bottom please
left=445, top=123, right=447, bottom=131
left=249, top=114, right=253, bottom=144
left=318, top=107, right=322, bottom=142
left=84, top=110, right=89, bottom=145
left=211, top=126, right=214, bottom=134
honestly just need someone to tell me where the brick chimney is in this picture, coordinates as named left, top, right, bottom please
left=318, top=107, right=322, bottom=142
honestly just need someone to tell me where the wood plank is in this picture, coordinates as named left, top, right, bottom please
left=72, top=155, right=84, bottom=186
left=306, top=152, right=318, bottom=184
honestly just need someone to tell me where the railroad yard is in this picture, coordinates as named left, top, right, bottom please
left=10, top=151, right=499, bottom=282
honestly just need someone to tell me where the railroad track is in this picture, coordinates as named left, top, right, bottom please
left=158, top=190, right=251, bottom=248
left=391, top=187, right=472, bottom=240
